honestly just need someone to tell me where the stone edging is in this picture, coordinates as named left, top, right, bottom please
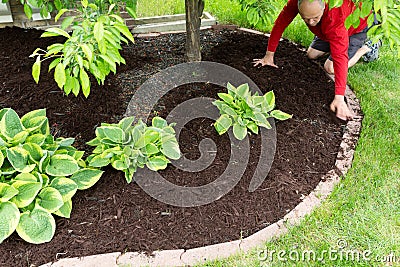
left=40, top=27, right=363, bottom=267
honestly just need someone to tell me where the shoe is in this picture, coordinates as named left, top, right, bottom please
left=362, top=39, right=382, bottom=62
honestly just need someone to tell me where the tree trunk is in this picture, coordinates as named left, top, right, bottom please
left=185, top=0, right=205, bottom=62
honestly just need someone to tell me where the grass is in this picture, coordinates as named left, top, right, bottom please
left=136, top=1, right=400, bottom=266
left=136, top=0, right=185, bottom=17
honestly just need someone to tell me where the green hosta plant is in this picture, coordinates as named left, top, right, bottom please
left=30, top=0, right=135, bottom=97
left=213, top=83, right=292, bottom=140
left=0, top=108, right=103, bottom=244
left=87, top=116, right=181, bottom=183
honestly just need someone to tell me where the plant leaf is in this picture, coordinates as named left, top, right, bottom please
left=247, top=121, right=259, bottom=134
left=0, top=183, right=19, bottom=202
left=99, top=54, right=116, bottom=73
left=233, top=123, right=247, bottom=140
left=143, top=143, right=159, bottom=155
left=61, top=16, right=75, bottom=30
left=10, top=181, right=42, bottom=208
left=54, top=63, right=66, bottom=89
left=152, top=116, right=167, bottom=129
left=69, top=169, right=104, bottom=190
left=214, top=114, right=232, bottom=135
left=96, top=126, right=124, bottom=143
left=0, top=108, right=24, bottom=139
left=53, top=199, right=72, bottom=218
left=9, top=130, right=29, bottom=145
left=270, top=110, right=293, bottom=121
left=23, top=4, right=33, bottom=19
left=88, top=155, right=110, bottom=168
left=124, top=167, right=136, bottom=184
left=217, top=92, right=234, bottom=104
left=111, top=158, right=128, bottom=171
left=254, top=112, right=271, bottom=129
left=42, top=27, right=70, bottom=38
left=16, top=208, right=55, bottom=244
left=37, top=187, right=64, bottom=213
left=13, top=173, right=37, bottom=182
left=32, top=57, right=41, bottom=83
left=79, top=68, right=90, bottom=97
left=94, top=21, right=104, bottom=44
left=45, top=154, right=79, bottom=176
left=118, top=116, right=135, bottom=131
left=20, top=108, right=46, bottom=128
left=236, top=83, right=250, bottom=98
left=53, top=0, right=62, bottom=10
left=49, top=177, right=78, bottom=202
left=6, top=147, right=36, bottom=173
left=81, top=44, right=93, bottom=62
left=263, top=91, right=275, bottom=112
left=126, top=7, right=137, bottom=19
left=22, top=143, right=44, bottom=162
left=114, top=23, right=135, bottom=43
left=161, top=140, right=180, bottom=160
left=134, top=131, right=159, bottom=149
left=146, top=156, right=169, bottom=171
left=54, top=8, right=68, bottom=22
left=0, top=201, right=20, bottom=243
left=25, top=133, right=46, bottom=145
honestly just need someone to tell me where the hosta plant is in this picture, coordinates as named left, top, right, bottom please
left=213, top=82, right=292, bottom=140
left=30, top=0, right=135, bottom=97
left=0, top=108, right=103, bottom=244
left=87, top=116, right=181, bottom=183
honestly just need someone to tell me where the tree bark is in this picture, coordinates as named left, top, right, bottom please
left=185, top=0, right=205, bottom=62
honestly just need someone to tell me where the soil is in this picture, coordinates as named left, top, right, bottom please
left=0, top=26, right=345, bottom=266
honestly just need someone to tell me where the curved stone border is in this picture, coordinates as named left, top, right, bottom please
left=40, top=27, right=363, bottom=267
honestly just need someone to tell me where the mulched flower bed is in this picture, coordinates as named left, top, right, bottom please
left=0, top=26, right=344, bottom=266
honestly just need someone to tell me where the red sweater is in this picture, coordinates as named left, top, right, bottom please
left=267, top=0, right=369, bottom=95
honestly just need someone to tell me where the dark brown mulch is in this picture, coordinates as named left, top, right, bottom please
left=0, top=26, right=344, bottom=267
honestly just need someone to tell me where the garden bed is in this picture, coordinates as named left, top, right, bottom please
left=0, top=26, right=345, bottom=266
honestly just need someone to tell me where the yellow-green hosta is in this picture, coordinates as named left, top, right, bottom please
left=0, top=108, right=103, bottom=244
left=87, top=116, right=181, bottom=184
left=213, top=83, right=292, bottom=140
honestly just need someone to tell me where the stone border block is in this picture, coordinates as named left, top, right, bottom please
left=41, top=252, right=121, bottom=267
left=180, top=240, right=241, bottom=265
left=282, top=193, right=320, bottom=226
left=237, top=27, right=271, bottom=38
left=116, top=250, right=185, bottom=267
left=313, top=170, right=340, bottom=199
left=239, top=221, right=287, bottom=253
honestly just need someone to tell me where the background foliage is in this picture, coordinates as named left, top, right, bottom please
left=238, top=0, right=400, bottom=52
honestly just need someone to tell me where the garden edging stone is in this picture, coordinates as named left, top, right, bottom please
left=36, top=27, right=362, bottom=267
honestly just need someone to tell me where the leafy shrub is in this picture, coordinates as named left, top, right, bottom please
left=0, top=108, right=103, bottom=244
left=6, top=0, right=137, bottom=22
left=213, top=83, right=292, bottom=140
left=237, top=0, right=279, bottom=27
left=30, top=0, right=135, bottom=97
left=87, top=116, right=181, bottom=183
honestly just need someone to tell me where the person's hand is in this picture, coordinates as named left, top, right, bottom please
left=253, top=51, right=278, bottom=68
left=330, top=95, right=354, bottom=121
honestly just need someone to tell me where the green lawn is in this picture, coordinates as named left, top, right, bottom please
left=137, top=1, right=400, bottom=266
